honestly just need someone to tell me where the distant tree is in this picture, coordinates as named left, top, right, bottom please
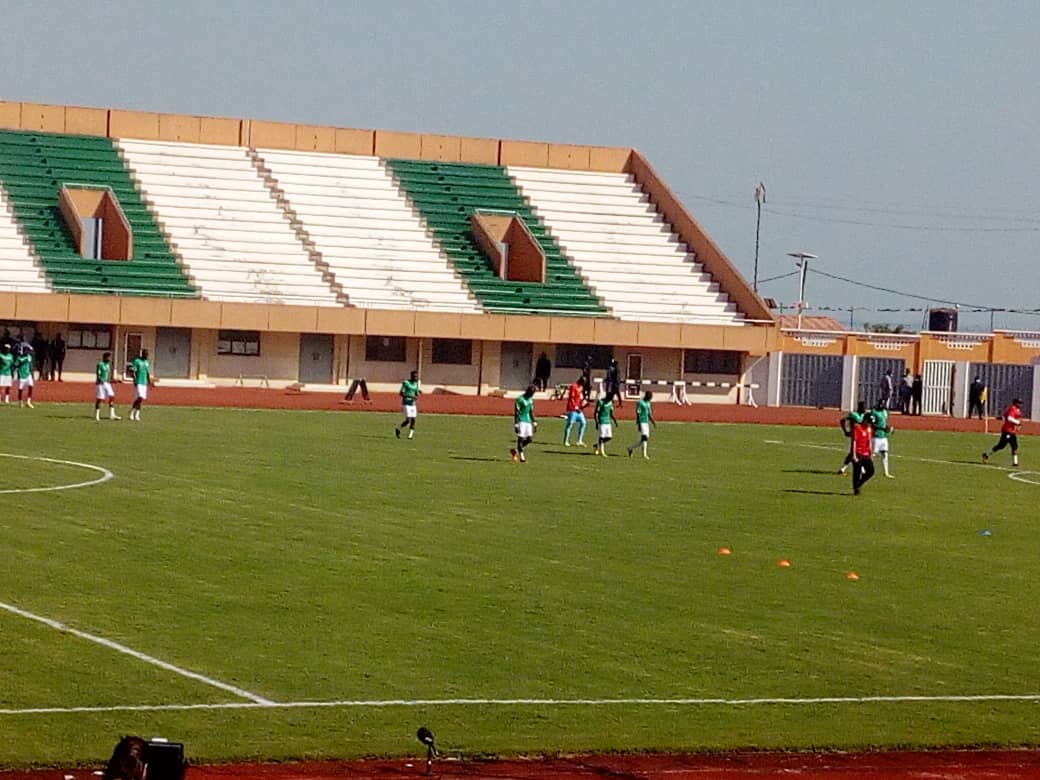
left=863, top=322, right=908, bottom=334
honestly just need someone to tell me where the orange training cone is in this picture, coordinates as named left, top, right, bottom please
left=846, top=571, right=860, bottom=581
left=718, top=547, right=732, bottom=556
left=777, top=559, right=791, bottom=568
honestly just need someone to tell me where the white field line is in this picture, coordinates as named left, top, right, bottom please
left=4, top=693, right=1040, bottom=716
left=0, top=601, right=273, bottom=705
left=766, top=439, right=1038, bottom=482
left=0, top=453, right=113, bottom=494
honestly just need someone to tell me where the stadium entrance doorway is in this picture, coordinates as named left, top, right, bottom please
left=922, top=360, right=955, bottom=415
left=500, top=341, right=532, bottom=391
left=298, top=334, right=334, bottom=384
left=155, top=327, right=191, bottom=378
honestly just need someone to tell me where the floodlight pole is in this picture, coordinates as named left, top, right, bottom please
left=787, top=251, right=817, bottom=329
left=753, top=182, right=766, bottom=293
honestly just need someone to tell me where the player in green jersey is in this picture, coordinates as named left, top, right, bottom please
left=14, top=346, right=34, bottom=408
left=395, top=370, right=421, bottom=439
left=510, top=385, right=537, bottom=462
left=837, top=401, right=867, bottom=475
left=0, top=344, right=13, bottom=404
left=94, top=352, right=120, bottom=421
left=593, top=395, right=619, bottom=457
left=626, top=391, right=657, bottom=459
left=867, top=401, right=894, bottom=478
left=129, top=349, right=152, bottom=421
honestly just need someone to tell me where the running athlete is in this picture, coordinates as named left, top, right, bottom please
left=395, top=370, right=421, bottom=440
left=562, top=377, right=587, bottom=447
left=511, top=385, right=537, bottom=462
left=128, top=349, right=152, bottom=421
left=868, top=401, right=893, bottom=478
left=983, top=398, right=1023, bottom=467
left=0, top=344, right=13, bottom=404
left=14, top=345, right=34, bottom=408
left=849, top=413, right=875, bottom=495
left=593, top=395, right=619, bottom=457
left=837, top=401, right=867, bottom=475
left=94, top=352, right=120, bottom=421
left=627, top=390, right=656, bottom=459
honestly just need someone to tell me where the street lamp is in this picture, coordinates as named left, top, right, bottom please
left=753, top=182, right=766, bottom=293
left=786, top=251, right=817, bottom=329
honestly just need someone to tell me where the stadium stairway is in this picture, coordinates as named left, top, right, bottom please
left=507, top=167, right=745, bottom=324
left=117, top=139, right=343, bottom=307
left=254, top=148, right=480, bottom=312
left=0, top=129, right=196, bottom=297
left=0, top=183, right=50, bottom=292
left=383, top=159, right=607, bottom=316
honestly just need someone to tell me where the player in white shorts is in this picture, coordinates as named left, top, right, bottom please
left=129, top=349, right=152, bottom=421
left=94, top=352, right=120, bottom=421
left=627, top=391, right=657, bottom=459
left=0, top=343, right=13, bottom=404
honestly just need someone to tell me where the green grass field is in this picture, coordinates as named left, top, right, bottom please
left=1, top=404, right=1038, bottom=767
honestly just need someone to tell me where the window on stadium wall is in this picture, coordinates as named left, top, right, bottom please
left=365, top=335, right=407, bottom=362
left=555, top=344, right=612, bottom=370
left=684, top=350, right=741, bottom=374
left=67, top=325, right=112, bottom=350
left=217, top=330, right=260, bottom=356
left=0, top=321, right=38, bottom=344
left=432, top=338, right=472, bottom=365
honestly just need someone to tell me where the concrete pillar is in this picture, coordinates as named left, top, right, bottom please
left=767, top=351, right=782, bottom=407
left=841, top=354, right=857, bottom=411
left=953, top=360, right=970, bottom=418
left=1032, top=362, right=1040, bottom=421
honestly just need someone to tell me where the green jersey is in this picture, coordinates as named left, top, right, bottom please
left=869, top=408, right=889, bottom=439
left=96, top=360, right=111, bottom=383
left=14, top=354, right=31, bottom=380
left=400, top=379, right=420, bottom=403
left=844, top=410, right=863, bottom=424
left=131, top=357, right=150, bottom=385
left=595, top=398, right=613, bottom=425
left=635, top=398, right=652, bottom=424
left=0, top=353, right=12, bottom=377
left=514, top=394, right=534, bottom=423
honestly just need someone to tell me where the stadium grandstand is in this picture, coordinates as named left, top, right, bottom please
left=0, top=100, right=1036, bottom=416
left=0, top=100, right=775, bottom=403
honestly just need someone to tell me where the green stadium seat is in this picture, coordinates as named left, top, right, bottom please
left=0, top=128, right=197, bottom=298
left=384, top=159, right=606, bottom=316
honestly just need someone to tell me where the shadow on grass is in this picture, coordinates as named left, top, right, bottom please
left=449, top=455, right=507, bottom=463
left=783, top=488, right=849, bottom=496
left=782, top=468, right=841, bottom=475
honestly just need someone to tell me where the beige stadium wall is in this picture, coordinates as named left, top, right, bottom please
left=205, top=331, right=301, bottom=385
left=0, top=100, right=633, bottom=172
left=418, top=340, right=481, bottom=393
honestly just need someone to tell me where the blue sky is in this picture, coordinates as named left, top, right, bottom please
left=2, top=0, right=1037, bottom=331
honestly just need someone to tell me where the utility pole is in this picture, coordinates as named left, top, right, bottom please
left=787, top=251, right=817, bottom=329
left=753, top=182, right=766, bottom=293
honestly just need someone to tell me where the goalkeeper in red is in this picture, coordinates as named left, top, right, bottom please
left=627, top=390, right=656, bottom=459
left=983, top=398, right=1023, bottom=467
left=510, top=385, right=537, bottom=463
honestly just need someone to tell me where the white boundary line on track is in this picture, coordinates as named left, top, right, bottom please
left=0, top=601, right=273, bottom=705
left=0, top=453, right=113, bottom=494
left=4, top=693, right=1040, bottom=716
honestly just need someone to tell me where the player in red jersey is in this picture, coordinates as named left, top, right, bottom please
left=562, top=377, right=588, bottom=446
left=849, top=414, right=875, bottom=495
left=983, top=398, right=1023, bottom=467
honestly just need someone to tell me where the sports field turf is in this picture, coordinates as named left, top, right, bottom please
left=1, top=404, right=1038, bottom=767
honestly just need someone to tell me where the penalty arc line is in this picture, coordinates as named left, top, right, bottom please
left=0, top=453, right=113, bottom=494
left=0, top=601, right=273, bottom=705
left=4, top=693, right=1040, bottom=716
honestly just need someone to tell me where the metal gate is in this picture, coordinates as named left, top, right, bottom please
left=780, top=353, right=843, bottom=408
left=855, top=357, right=906, bottom=410
left=969, top=362, right=1034, bottom=419
left=922, top=360, right=955, bottom=415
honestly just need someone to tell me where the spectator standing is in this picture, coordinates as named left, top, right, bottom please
left=605, top=358, right=623, bottom=407
left=50, top=333, right=66, bottom=381
left=31, top=332, right=47, bottom=380
left=911, top=374, right=924, bottom=415
left=878, top=369, right=894, bottom=409
left=899, top=368, right=913, bottom=414
left=968, top=375, right=986, bottom=420
left=581, top=356, right=593, bottom=403
left=534, top=352, right=551, bottom=392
